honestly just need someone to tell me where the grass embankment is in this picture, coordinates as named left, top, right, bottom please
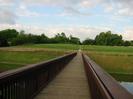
left=0, top=46, right=71, bottom=72
left=82, top=45, right=133, bottom=82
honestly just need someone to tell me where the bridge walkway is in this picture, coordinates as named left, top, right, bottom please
left=34, top=52, right=91, bottom=99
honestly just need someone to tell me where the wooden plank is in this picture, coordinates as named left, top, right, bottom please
left=35, top=53, right=91, bottom=99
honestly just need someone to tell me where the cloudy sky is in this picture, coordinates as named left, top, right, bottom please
left=0, top=0, right=133, bottom=40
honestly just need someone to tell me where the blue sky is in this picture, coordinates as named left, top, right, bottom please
left=0, top=0, right=133, bottom=40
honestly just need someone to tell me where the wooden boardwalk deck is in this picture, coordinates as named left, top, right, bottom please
left=34, top=53, right=91, bottom=99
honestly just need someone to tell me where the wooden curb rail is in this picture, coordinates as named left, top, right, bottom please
left=0, top=52, right=76, bottom=99
left=0, top=52, right=133, bottom=99
left=82, top=54, right=133, bottom=99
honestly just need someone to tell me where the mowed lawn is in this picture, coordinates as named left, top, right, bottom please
left=0, top=47, right=70, bottom=72
left=82, top=45, right=133, bottom=81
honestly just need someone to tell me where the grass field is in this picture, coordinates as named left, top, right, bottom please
left=82, top=45, right=133, bottom=82
left=82, top=45, right=133, bottom=54
left=0, top=47, right=70, bottom=72
left=85, top=52, right=133, bottom=73
left=16, top=44, right=80, bottom=51
left=0, top=44, right=133, bottom=82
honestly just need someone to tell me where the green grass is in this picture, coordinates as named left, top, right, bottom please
left=82, top=45, right=133, bottom=53
left=0, top=44, right=133, bottom=82
left=0, top=44, right=76, bottom=72
left=83, top=45, right=133, bottom=82
left=16, top=44, right=133, bottom=54
left=86, top=52, right=133, bottom=73
left=0, top=63, right=22, bottom=72
left=0, top=50, right=68, bottom=72
left=110, top=73, right=133, bottom=82
left=16, top=44, right=80, bottom=51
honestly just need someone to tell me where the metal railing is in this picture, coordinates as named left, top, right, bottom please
left=0, top=52, right=76, bottom=99
left=82, top=54, right=133, bottom=99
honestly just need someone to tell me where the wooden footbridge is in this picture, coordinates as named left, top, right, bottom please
left=0, top=52, right=133, bottom=99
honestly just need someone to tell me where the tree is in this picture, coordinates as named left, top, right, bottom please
left=95, top=31, right=123, bottom=46
left=110, top=34, right=123, bottom=46
left=69, top=35, right=80, bottom=44
left=131, top=41, right=133, bottom=46
left=52, top=32, right=69, bottom=43
left=123, top=41, right=131, bottom=46
left=0, top=29, right=19, bottom=46
left=0, top=38, right=9, bottom=47
left=82, top=38, right=95, bottom=45
left=40, top=34, right=49, bottom=43
left=11, top=33, right=29, bottom=45
left=95, top=32, right=106, bottom=45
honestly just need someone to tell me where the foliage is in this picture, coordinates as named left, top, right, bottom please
left=0, top=29, right=18, bottom=46
left=82, top=38, right=95, bottom=45
left=69, top=35, right=81, bottom=44
left=95, top=31, right=123, bottom=46
left=82, top=31, right=133, bottom=46
left=0, top=29, right=81, bottom=46
left=11, top=33, right=50, bottom=45
left=0, top=29, right=133, bottom=46
left=123, top=41, right=131, bottom=46
left=51, top=32, right=69, bottom=43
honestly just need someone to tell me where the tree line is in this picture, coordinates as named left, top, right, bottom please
left=82, top=31, right=133, bottom=46
left=0, top=29, right=133, bottom=47
left=0, top=29, right=80, bottom=47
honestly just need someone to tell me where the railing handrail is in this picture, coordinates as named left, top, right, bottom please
left=0, top=52, right=76, bottom=79
left=82, top=54, right=133, bottom=99
left=0, top=52, right=77, bottom=99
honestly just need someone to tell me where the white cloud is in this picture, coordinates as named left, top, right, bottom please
left=0, top=0, right=133, bottom=41
left=103, top=0, right=133, bottom=16
left=22, top=0, right=81, bottom=7
left=0, top=24, right=112, bottom=40
left=0, top=0, right=49, bottom=24
left=17, top=4, right=48, bottom=17
left=21, top=0, right=99, bottom=16
left=0, top=0, right=16, bottom=24
left=0, top=8, right=17, bottom=24
left=0, top=0, right=15, bottom=6
left=22, top=0, right=101, bottom=8
left=21, top=0, right=133, bottom=17
left=1, top=0, right=133, bottom=25
left=123, top=27, right=133, bottom=40
left=60, top=7, right=91, bottom=16
left=1, top=23, right=133, bottom=40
